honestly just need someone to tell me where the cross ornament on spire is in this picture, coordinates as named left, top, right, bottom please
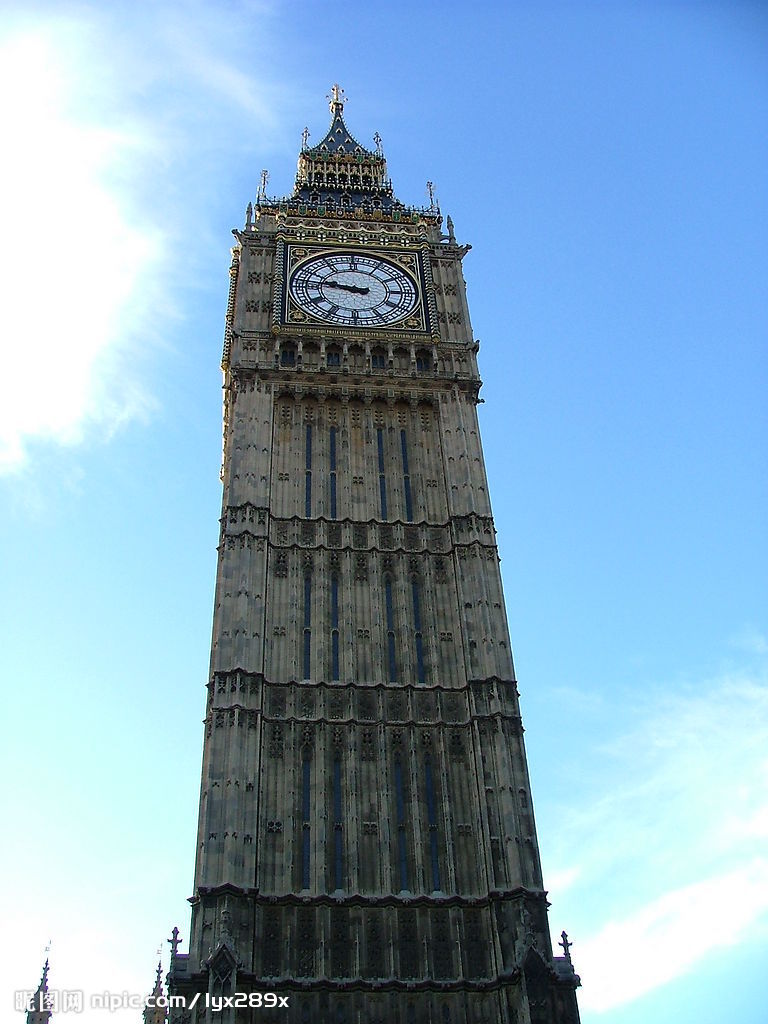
left=328, top=83, right=346, bottom=110
left=559, top=930, right=573, bottom=962
left=426, top=180, right=435, bottom=209
left=257, top=169, right=269, bottom=201
left=373, top=131, right=383, bottom=156
left=168, top=926, right=181, bottom=959
left=301, top=126, right=310, bottom=150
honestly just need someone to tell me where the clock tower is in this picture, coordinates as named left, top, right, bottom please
left=168, top=87, right=581, bottom=1024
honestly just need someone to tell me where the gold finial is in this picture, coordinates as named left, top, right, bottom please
left=328, top=83, right=346, bottom=111
left=257, top=169, right=269, bottom=201
left=301, top=126, right=310, bottom=149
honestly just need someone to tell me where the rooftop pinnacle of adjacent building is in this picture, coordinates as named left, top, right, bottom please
left=25, top=958, right=52, bottom=1024
left=142, top=960, right=166, bottom=1024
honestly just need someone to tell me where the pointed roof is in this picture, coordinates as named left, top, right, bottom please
left=249, top=86, right=441, bottom=228
left=293, top=84, right=395, bottom=209
left=303, top=84, right=375, bottom=158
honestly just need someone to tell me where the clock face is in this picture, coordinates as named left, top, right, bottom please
left=288, top=251, right=419, bottom=327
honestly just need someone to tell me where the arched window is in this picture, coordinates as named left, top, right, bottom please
left=411, top=577, right=425, bottom=684
left=329, top=426, right=338, bottom=519
left=302, top=573, right=312, bottom=680
left=394, top=754, right=408, bottom=890
left=330, top=574, right=340, bottom=681
left=424, top=753, right=441, bottom=890
left=305, top=425, right=312, bottom=517
left=416, top=349, right=432, bottom=372
left=401, top=429, right=413, bottom=522
left=384, top=577, right=396, bottom=683
left=301, top=752, right=312, bottom=888
left=332, top=755, right=344, bottom=889
left=377, top=427, right=388, bottom=519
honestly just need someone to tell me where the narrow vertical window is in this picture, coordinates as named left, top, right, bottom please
left=333, top=755, right=343, bottom=890
left=412, top=579, right=425, bottom=684
left=303, top=575, right=312, bottom=679
left=377, top=427, right=387, bottom=519
left=301, top=754, right=311, bottom=889
left=330, top=575, right=340, bottom=682
left=401, top=429, right=413, bottom=522
left=425, top=754, right=441, bottom=891
left=394, top=755, right=408, bottom=890
left=305, top=424, right=312, bottom=517
left=385, top=577, right=397, bottom=683
left=329, top=425, right=337, bottom=519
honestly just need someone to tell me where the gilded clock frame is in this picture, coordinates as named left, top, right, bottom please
left=273, top=240, right=438, bottom=342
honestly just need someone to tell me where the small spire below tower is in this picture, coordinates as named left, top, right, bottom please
left=142, top=960, right=166, bottom=1024
left=26, top=959, right=51, bottom=1024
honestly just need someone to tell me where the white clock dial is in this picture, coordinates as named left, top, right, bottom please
left=289, top=252, right=419, bottom=327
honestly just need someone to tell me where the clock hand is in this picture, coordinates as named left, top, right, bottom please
left=325, top=279, right=370, bottom=295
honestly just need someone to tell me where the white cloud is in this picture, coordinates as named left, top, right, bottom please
left=0, top=24, right=163, bottom=474
left=0, top=3, right=291, bottom=476
left=578, top=859, right=768, bottom=1012
left=543, top=664, right=768, bottom=1012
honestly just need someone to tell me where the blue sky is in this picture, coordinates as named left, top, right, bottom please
left=1, top=1, right=766, bottom=1021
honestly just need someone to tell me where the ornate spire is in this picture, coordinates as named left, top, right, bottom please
left=294, top=85, right=395, bottom=208
left=246, top=87, right=441, bottom=227
left=26, top=959, right=51, bottom=1024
